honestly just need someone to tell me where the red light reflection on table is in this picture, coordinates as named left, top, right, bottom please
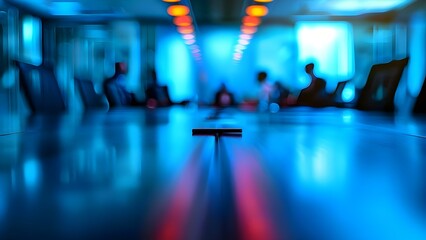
left=232, top=148, right=280, bottom=240
left=154, top=144, right=205, bottom=240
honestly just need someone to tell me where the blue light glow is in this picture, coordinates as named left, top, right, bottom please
left=407, top=11, right=426, bottom=96
left=342, top=82, right=355, bottom=102
left=296, top=22, right=354, bottom=86
left=197, top=27, right=245, bottom=102
left=256, top=26, right=298, bottom=88
left=23, top=159, right=41, bottom=190
left=22, top=16, right=42, bottom=65
left=203, top=29, right=235, bottom=64
left=22, top=17, right=33, bottom=42
left=327, top=0, right=415, bottom=14
left=156, top=26, right=194, bottom=102
left=50, top=2, right=81, bottom=16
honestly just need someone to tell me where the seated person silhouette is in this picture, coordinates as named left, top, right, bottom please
left=103, top=62, right=138, bottom=108
left=297, top=63, right=327, bottom=107
left=145, top=69, right=173, bottom=108
left=270, top=81, right=290, bottom=106
left=214, top=83, right=235, bottom=108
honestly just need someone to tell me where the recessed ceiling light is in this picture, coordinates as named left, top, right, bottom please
left=167, top=5, right=190, bottom=17
left=173, top=15, right=193, bottom=27
left=238, top=39, right=250, bottom=45
left=241, top=26, right=257, bottom=34
left=182, top=34, right=195, bottom=40
left=235, top=44, right=247, bottom=50
left=239, top=34, right=253, bottom=40
left=242, top=16, right=262, bottom=27
left=177, top=26, right=194, bottom=34
left=246, top=5, right=269, bottom=17
left=185, top=39, right=196, bottom=45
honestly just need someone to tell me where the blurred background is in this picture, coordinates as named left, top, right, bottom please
left=0, top=0, right=425, bottom=134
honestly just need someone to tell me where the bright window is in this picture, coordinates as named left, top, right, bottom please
left=296, top=22, right=354, bottom=84
left=22, top=15, right=42, bottom=65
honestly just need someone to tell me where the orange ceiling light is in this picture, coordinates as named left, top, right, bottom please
left=241, top=26, right=257, bottom=34
left=242, top=16, right=261, bottom=27
left=246, top=5, right=269, bottom=17
left=163, top=0, right=181, bottom=2
left=167, top=5, right=190, bottom=17
left=173, top=15, right=193, bottom=27
left=254, top=0, right=273, bottom=2
left=177, top=26, right=194, bottom=34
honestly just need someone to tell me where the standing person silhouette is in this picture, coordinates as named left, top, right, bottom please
left=257, top=71, right=273, bottom=111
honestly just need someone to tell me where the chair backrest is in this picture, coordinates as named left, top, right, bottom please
left=75, top=78, right=107, bottom=109
left=16, top=61, right=66, bottom=114
left=145, top=84, right=172, bottom=107
left=413, top=76, right=426, bottom=114
left=356, top=58, right=408, bottom=112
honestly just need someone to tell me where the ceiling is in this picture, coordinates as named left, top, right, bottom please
left=2, top=0, right=421, bottom=23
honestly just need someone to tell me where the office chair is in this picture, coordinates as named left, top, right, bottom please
left=413, top=76, right=426, bottom=114
left=356, top=57, right=409, bottom=112
left=75, top=78, right=108, bottom=110
left=15, top=61, right=66, bottom=114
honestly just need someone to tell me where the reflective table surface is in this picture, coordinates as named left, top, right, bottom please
left=0, top=107, right=425, bottom=240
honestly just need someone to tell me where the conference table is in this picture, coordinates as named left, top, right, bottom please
left=0, top=106, right=425, bottom=240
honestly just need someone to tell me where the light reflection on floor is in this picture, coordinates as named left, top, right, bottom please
left=0, top=107, right=425, bottom=239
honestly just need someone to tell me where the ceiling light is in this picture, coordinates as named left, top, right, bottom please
left=329, top=0, right=413, bottom=13
left=234, top=53, right=242, bottom=58
left=241, top=26, right=257, bottom=34
left=177, top=26, right=194, bottom=34
left=182, top=34, right=195, bottom=40
left=163, top=0, right=181, bottom=2
left=240, top=34, right=253, bottom=40
left=185, top=39, right=196, bottom=45
left=242, top=16, right=262, bottom=27
left=254, top=0, right=273, bottom=2
left=235, top=44, right=247, bottom=50
left=167, top=5, right=190, bottom=17
left=173, top=16, right=193, bottom=27
left=238, top=39, right=250, bottom=45
left=246, top=5, right=269, bottom=17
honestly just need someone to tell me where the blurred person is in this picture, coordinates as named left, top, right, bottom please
left=297, top=63, right=327, bottom=107
left=103, top=62, right=138, bottom=108
left=213, top=83, right=236, bottom=108
left=257, top=71, right=273, bottom=111
left=270, top=81, right=290, bottom=107
left=145, top=69, right=173, bottom=108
